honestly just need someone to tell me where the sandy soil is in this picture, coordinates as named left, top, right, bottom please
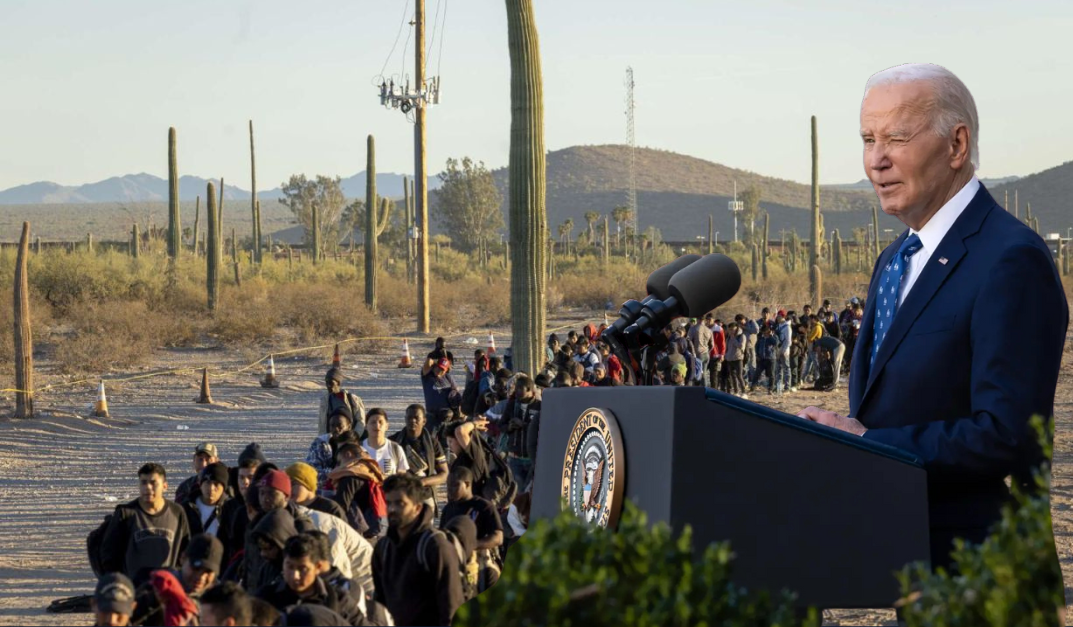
left=0, top=322, right=1069, bottom=627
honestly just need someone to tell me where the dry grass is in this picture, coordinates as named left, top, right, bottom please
left=3, top=241, right=1070, bottom=377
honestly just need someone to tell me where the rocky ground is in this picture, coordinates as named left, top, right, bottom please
left=0, top=320, right=1069, bottom=626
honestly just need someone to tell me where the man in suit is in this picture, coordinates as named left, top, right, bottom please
left=798, top=63, right=1068, bottom=574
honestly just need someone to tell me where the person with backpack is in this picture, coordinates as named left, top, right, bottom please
left=318, top=368, right=367, bottom=437
left=98, top=463, right=191, bottom=586
left=444, top=420, right=516, bottom=512
left=130, top=533, right=223, bottom=626
left=181, top=462, right=230, bottom=538
left=390, top=404, right=449, bottom=515
left=441, top=466, right=504, bottom=592
left=373, top=474, right=465, bottom=627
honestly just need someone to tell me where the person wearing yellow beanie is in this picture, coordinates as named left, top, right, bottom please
left=285, top=463, right=347, bottom=520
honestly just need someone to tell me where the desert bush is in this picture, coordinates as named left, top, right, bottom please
left=895, top=416, right=1064, bottom=627
left=209, top=280, right=281, bottom=345
left=457, top=500, right=818, bottom=627
left=272, top=282, right=386, bottom=345
left=54, top=300, right=173, bottom=373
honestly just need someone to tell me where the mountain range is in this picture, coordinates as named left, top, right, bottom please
left=2, top=145, right=1069, bottom=243
left=0, top=172, right=440, bottom=205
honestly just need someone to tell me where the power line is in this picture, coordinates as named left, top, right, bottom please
left=377, top=0, right=411, bottom=81
left=625, top=67, right=637, bottom=239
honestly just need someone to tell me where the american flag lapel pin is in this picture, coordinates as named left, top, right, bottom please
left=938, top=257, right=948, bottom=265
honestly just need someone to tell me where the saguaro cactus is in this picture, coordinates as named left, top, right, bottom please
left=365, top=196, right=392, bottom=311
left=506, top=0, right=548, bottom=379
left=809, top=115, right=822, bottom=310
left=750, top=243, right=758, bottom=281
left=1063, top=241, right=1070, bottom=277
left=167, top=127, right=181, bottom=260
left=86, top=232, right=94, bottom=254
left=231, top=228, right=241, bottom=287
left=761, top=242, right=769, bottom=280
left=810, top=264, right=823, bottom=313
left=14, top=222, right=33, bottom=418
left=311, top=203, right=321, bottom=265
left=603, top=215, right=610, bottom=266
left=249, top=120, right=261, bottom=264
left=206, top=182, right=221, bottom=311
left=833, top=229, right=843, bottom=275
left=871, top=204, right=881, bottom=261
left=763, top=212, right=770, bottom=258
left=708, top=214, right=714, bottom=254
left=131, top=224, right=140, bottom=259
left=364, top=135, right=392, bottom=310
left=192, top=196, right=201, bottom=256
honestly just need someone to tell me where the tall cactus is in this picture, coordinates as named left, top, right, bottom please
left=506, top=0, right=547, bottom=379
left=232, top=228, right=241, bottom=287
left=218, top=177, right=225, bottom=228
left=311, top=202, right=321, bottom=265
left=1063, top=241, right=1070, bottom=277
left=603, top=215, right=610, bottom=266
left=192, top=196, right=201, bottom=256
left=249, top=120, right=261, bottom=264
left=809, top=115, right=821, bottom=311
left=1014, top=189, right=1019, bottom=220
left=86, top=232, right=94, bottom=254
left=364, top=135, right=392, bottom=310
left=834, top=229, right=843, bottom=275
left=761, top=242, right=768, bottom=280
left=365, top=196, right=392, bottom=311
left=708, top=214, right=714, bottom=254
left=871, top=204, right=880, bottom=261
left=131, top=223, right=140, bottom=259
left=167, top=127, right=181, bottom=260
left=763, top=212, right=770, bottom=258
left=206, top=182, right=220, bottom=311
left=750, top=243, right=758, bottom=281
left=14, top=222, right=33, bottom=418
left=811, top=265, right=823, bottom=312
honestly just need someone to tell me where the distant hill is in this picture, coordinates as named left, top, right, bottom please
left=0, top=172, right=440, bottom=205
left=986, top=162, right=1073, bottom=236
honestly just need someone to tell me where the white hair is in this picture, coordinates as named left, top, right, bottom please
left=864, top=63, right=980, bottom=170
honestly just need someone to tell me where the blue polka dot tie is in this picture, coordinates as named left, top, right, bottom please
left=870, top=234, right=923, bottom=367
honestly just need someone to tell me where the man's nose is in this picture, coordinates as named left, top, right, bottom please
left=867, top=143, right=891, bottom=170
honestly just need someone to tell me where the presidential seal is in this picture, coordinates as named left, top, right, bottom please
left=561, top=407, right=625, bottom=528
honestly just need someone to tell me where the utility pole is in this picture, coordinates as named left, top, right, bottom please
left=415, top=0, right=430, bottom=333
left=728, top=180, right=743, bottom=243
left=625, top=67, right=637, bottom=259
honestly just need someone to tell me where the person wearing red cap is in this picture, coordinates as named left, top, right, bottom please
left=420, top=357, right=460, bottom=432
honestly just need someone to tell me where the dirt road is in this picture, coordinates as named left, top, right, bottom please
left=0, top=332, right=1069, bottom=626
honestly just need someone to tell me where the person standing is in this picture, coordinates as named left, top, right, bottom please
left=362, top=409, right=410, bottom=478
left=318, top=368, right=366, bottom=437
left=723, top=322, right=747, bottom=399
left=799, top=64, right=1068, bottom=584
left=689, top=313, right=715, bottom=387
left=174, top=443, right=220, bottom=506
left=390, top=404, right=449, bottom=514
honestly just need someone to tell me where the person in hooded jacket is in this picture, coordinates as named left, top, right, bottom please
left=255, top=534, right=367, bottom=627
left=330, top=442, right=388, bottom=540
left=218, top=443, right=266, bottom=568
left=318, top=368, right=367, bottom=437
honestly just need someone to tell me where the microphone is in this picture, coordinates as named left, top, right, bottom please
left=603, top=254, right=701, bottom=338
left=623, top=254, right=742, bottom=336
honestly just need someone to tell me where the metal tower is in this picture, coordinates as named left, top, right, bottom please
left=625, top=67, right=638, bottom=241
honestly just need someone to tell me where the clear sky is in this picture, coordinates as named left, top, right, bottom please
left=1, top=0, right=1071, bottom=191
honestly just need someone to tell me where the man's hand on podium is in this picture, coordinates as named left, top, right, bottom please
left=797, top=406, right=868, bottom=437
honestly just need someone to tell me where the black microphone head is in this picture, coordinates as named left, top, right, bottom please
left=645, top=254, right=702, bottom=301
left=667, top=253, right=742, bottom=317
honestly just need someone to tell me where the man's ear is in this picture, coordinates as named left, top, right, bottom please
left=949, top=123, right=971, bottom=169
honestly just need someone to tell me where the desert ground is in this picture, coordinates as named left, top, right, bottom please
left=0, top=316, right=1069, bottom=627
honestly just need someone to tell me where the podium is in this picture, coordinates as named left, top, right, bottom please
left=530, top=385, right=930, bottom=609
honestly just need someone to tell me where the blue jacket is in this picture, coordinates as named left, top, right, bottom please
left=851, top=184, right=1068, bottom=545
left=757, top=335, right=777, bottom=361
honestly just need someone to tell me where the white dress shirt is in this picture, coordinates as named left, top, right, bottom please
left=898, top=176, right=980, bottom=307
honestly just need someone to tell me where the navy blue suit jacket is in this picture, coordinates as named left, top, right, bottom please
left=850, top=184, right=1068, bottom=537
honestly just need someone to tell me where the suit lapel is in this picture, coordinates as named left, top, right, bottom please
left=859, top=185, right=995, bottom=412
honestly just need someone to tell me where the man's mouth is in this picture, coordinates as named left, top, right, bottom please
left=876, top=182, right=900, bottom=190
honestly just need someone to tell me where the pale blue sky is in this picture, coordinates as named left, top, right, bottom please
left=1, top=0, right=1071, bottom=191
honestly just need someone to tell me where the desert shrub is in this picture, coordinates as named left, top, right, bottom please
left=457, top=500, right=817, bottom=627
left=895, top=416, right=1065, bottom=627
left=209, top=280, right=282, bottom=345
left=271, top=282, right=386, bottom=345
left=54, top=300, right=166, bottom=373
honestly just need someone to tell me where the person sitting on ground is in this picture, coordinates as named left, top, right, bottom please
left=421, top=358, right=461, bottom=425
left=330, top=441, right=387, bottom=539
left=132, top=533, right=223, bottom=626
left=373, top=474, right=466, bottom=627
left=286, top=462, right=346, bottom=520
left=100, top=463, right=191, bottom=586
left=545, top=334, right=560, bottom=367
left=318, top=368, right=366, bottom=437
left=307, top=408, right=355, bottom=487
left=255, top=534, right=367, bottom=626
left=552, top=370, right=575, bottom=388
left=440, top=466, right=504, bottom=592
left=569, top=360, right=591, bottom=387
left=182, top=462, right=230, bottom=538
left=362, top=409, right=409, bottom=477
left=594, top=341, right=623, bottom=383
left=573, top=337, right=601, bottom=378
left=591, top=363, right=615, bottom=386
left=92, top=573, right=137, bottom=627
left=390, top=404, right=449, bottom=515
left=174, top=442, right=220, bottom=506
left=198, top=581, right=252, bottom=627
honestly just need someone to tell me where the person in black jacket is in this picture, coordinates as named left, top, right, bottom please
left=373, top=474, right=465, bottom=627
left=99, top=463, right=190, bottom=586
left=218, top=443, right=266, bottom=569
left=500, top=375, right=541, bottom=492
left=390, top=404, right=449, bottom=514
left=255, top=534, right=366, bottom=626
left=182, top=462, right=230, bottom=538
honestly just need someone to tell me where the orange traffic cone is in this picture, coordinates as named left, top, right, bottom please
left=197, top=368, right=213, bottom=404
left=261, top=355, right=280, bottom=388
left=487, top=333, right=496, bottom=355
left=332, top=343, right=342, bottom=368
left=94, top=380, right=110, bottom=418
left=398, top=340, right=413, bottom=368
